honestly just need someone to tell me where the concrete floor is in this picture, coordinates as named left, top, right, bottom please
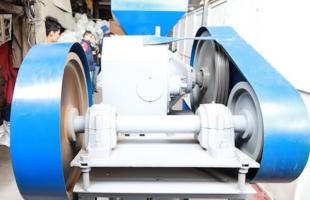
left=0, top=146, right=23, bottom=200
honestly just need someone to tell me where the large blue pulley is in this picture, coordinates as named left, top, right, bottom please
left=11, top=43, right=92, bottom=200
left=191, top=26, right=310, bottom=181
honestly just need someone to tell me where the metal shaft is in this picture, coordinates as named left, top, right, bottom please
left=116, top=115, right=201, bottom=133
left=73, top=111, right=248, bottom=134
left=74, top=116, right=86, bottom=133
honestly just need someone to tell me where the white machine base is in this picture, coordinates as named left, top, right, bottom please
left=73, top=168, right=256, bottom=200
left=71, top=134, right=259, bottom=199
left=72, top=134, right=258, bottom=168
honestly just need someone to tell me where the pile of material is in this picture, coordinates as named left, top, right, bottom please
left=59, top=13, right=109, bottom=43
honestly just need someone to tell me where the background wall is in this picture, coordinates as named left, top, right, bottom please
left=206, top=0, right=310, bottom=93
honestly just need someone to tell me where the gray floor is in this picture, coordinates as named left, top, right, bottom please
left=0, top=146, right=23, bottom=200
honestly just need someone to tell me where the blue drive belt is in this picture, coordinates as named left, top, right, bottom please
left=190, top=26, right=310, bottom=181
left=11, top=43, right=92, bottom=200
left=143, top=26, right=310, bottom=181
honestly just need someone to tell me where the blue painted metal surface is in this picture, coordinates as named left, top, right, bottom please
left=191, top=26, right=310, bottom=181
left=111, top=0, right=188, bottom=36
left=10, top=43, right=92, bottom=200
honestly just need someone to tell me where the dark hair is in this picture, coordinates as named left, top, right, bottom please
left=45, top=16, right=62, bottom=36
left=83, top=30, right=92, bottom=38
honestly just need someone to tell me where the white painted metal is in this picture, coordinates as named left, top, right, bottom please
left=79, top=103, right=250, bottom=159
left=183, top=7, right=203, bottom=62
left=83, top=15, right=263, bottom=198
left=167, top=52, right=194, bottom=97
left=85, top=104, right=117, bottom=157
left=168, top=51, right=190, bottom=76
left=72, top=134, right=259, bottom=168
left=101, top=36, right=169, bottom=115
left=136, top=76, right=164, bottom=102
left=116, top=115, right=200, bottom=133
left=172, top=7, right=203, bottom=64
left=168, top=76, right=185, bottom=96
left=73, top=168, right=256, bottom=199
left=100, top=35, right=203, bottom=114
left=196, top=104, right=235, bottom=158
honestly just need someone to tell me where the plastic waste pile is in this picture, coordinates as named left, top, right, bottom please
left=59, top=13, right=109, bottom=43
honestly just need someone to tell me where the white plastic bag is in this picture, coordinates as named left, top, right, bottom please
left=0, top=121, right=10, bottom=147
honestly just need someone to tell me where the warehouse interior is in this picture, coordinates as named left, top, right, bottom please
left=0, top=0, right=310, bottom=200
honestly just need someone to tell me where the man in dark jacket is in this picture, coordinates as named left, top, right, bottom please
left=81, top=31, right=95, bottom=71
left=81, top=31, right=95, bottom=92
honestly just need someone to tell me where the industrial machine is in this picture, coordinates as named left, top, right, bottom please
left=10, top=0, right=310, bottom=200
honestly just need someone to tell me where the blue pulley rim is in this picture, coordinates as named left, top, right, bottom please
left=190, top=26, right=310, bottom=181
left=11, top=43, right=92, bottom=200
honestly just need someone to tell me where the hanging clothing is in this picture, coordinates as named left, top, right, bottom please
left=0, top=42, right=18, bottom=110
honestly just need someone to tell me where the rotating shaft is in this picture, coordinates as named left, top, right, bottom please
left=68, top=105, right=251, bottom=136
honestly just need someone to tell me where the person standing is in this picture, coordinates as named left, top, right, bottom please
left=90, top=34, right=100, bottom=92
left=45, top=16, right=62, bottom=43
left=81, top=31, right=95, bottom=92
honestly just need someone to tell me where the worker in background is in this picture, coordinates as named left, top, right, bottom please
left=94, top=25, right=111, bottom=92
left=96, top=25, right=110, bottom=73
left=45, top=16, right=62, bottom=43
left=90, top=34, right=100, bottom=93
left=81, top=31, right=95, bottom=92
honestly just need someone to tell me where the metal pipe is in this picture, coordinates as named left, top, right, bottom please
left=116, top=115, right=201, bottom=133
left=238, top=166, right=249, bottom=191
